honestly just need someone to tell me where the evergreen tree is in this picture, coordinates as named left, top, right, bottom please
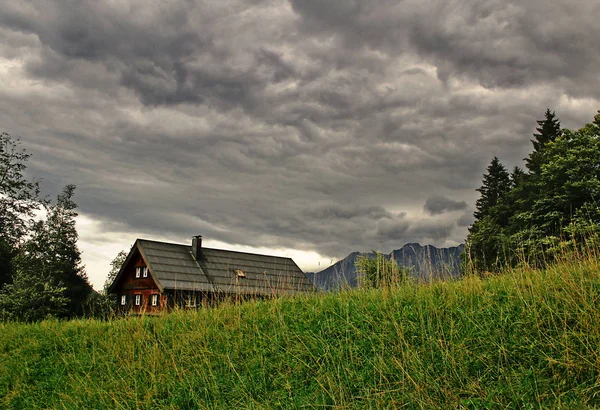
left=510, top=166, right=525, bottom=188
left=466, top=110, right=600, bottom=272
left=504, top=118, right=600, bottom=264
left=16, top=185, right=93, bottom=317
left=525, top=109, right=561, bottom=174
left=466, top=215, right=509, bottom=273
left=467, top=157, right=512, bottom=272
left=473, top=157, right=511, bottom=220
left=0, top=132, right=92, bottom=320
left=531, top=122, right=600, bottom=235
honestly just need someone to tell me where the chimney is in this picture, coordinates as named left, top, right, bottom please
left=192, top=235, right=202, bottom=260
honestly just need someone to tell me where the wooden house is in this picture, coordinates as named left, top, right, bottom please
left=108, top=236, right=315, bottom=314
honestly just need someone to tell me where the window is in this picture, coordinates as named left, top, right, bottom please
left=135, top=294, right=141, bottom=306
left=185, top=294, right=196, bottom=308
left=135, top=267, right=141, bottom=278
left=121, top=295, right=126, bottom=305
left=151, top=294, right=158, bottom=307
left=142, top=266, right=149, bottom=278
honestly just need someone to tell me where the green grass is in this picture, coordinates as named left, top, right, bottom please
left=2, top=252, right=600, bottom=409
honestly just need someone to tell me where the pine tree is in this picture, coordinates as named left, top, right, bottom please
left=510, top=166, right=525, bottom=188
left=525, top=109, right=561, bottom=174
left=467, top=110, right=600, bottom=272
left=17, top=185, right=93, bottom=317
left=532, top=121, right=600, bottom=234
left=473, top=157, right=511, bottom=220
left=467, top=157, right=512, bottom=272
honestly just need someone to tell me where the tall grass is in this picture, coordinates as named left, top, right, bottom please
left=2, top=249, right=600, bottom=408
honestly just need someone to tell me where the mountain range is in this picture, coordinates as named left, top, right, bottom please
left=308, top=243, right=465, bottom=291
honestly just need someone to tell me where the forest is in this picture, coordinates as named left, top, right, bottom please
left=466, top=109, right=600, bottom=272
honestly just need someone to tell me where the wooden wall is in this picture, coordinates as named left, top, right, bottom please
left=114, top=249, right=166, bottom=314
left=113, top=246, right=221, bottom=314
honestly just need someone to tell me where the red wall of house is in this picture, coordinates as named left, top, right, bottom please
left=114, top=249, right=167, bottom=314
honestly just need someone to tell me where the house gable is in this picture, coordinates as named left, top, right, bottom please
left=110, top=244, right=162, bottom=294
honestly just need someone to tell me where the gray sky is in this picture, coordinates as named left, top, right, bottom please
left=1, top=0, right=599, bottom=289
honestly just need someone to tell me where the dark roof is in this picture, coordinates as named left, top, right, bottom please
left=138, top=240, right=214, bottom=292
left=111, top=239, right=315, bottom=296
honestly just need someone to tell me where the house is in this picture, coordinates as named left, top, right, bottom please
left=108, top=236, right=316, bottom=313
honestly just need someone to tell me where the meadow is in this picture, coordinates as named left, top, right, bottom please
left=2, top=248, right=600, bottom=409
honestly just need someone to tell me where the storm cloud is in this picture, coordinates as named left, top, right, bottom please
left=424, top=195, right=468, bottom=215
left=1, top=0, right=599, bottom=288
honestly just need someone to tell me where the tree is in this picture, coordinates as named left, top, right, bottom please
left=0, top=268, right=68, bottom=322
left=510, top=166, right=525, bottom=188
left=85, top=250, right=127, bottom=320
left=505, top=121, right=600, bottom=264
left=525, top=109, right=561, bottom=174
left=0, top=240, right=12, bottom=290
left=530, top=123, right=600, bottom=235
left=473, top=157, right=511, bottom=221
left=104, top=250, right=127, bottom=291
left=16, top=185, right=93, bottom=317
left=467, top=110, right=600, bottom=272
left=467, top=157, right=512, bottom=272
left=593, top=110, right=600, bottom=129
left=0, top=132, right=45, bottom=288
left=0, top=132, right=93, bottom=321
left=465, top=215, right=511, bottom=273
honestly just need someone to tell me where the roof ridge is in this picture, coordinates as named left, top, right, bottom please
left=201, top=247, right=295, bottom=261
left=137, top=238, right=296, bottom=261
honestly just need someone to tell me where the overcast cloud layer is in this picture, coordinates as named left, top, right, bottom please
left=1, top=0, right=599, bottom=288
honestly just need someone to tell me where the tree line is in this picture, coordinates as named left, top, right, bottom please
left=467, top=110, right=600, bottom=272
left=0, top=132, right=94, bottom=321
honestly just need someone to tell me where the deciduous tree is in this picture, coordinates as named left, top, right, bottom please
left=104, top=250, right=127, bottom=291
left=0, top=132, right=45, bottom=288
left=0, top=268, right=68, bottom=322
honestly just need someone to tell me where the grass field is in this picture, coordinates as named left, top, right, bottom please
left=2, top=249, right=600, bottom=409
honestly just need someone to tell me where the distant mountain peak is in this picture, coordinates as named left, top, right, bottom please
left=312, top=243, right=465, bottom=291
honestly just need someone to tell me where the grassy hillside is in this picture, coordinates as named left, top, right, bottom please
left=2, top=251, right=600, bottom=409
